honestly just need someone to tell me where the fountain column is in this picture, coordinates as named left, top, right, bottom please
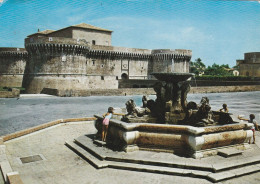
left=152, top=72, right=194, bottom=124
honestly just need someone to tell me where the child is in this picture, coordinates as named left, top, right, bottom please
left=102, top=107, right=124, bottom=142
left=219, top=104, right=229, bottom=113
left=238, top=114, right=259, bottom=144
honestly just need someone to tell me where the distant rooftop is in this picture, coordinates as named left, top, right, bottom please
left=27, top=23, right=113, bottom=38
left=70, top=23, right=113, bottom=32
left=27, top=29, right=55, bottom=37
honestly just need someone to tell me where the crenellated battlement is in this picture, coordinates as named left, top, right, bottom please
left=0, top=48, right=28, bottom=58
left=151, top=49, right=192, bottom=59
left=0, top=47, right=27, bottom=87
left=25, top=37, right=90, bottom=55
left=88, top=49, right=151, bottom=59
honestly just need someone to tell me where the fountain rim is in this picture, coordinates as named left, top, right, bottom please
left=94, top=115, right=251, bottom=136
left=151, top=72, right=195, bottom=82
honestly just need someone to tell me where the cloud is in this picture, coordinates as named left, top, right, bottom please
left=0, top=0, right=8, bottom=7
left=91, top=16, right=214, bottom=44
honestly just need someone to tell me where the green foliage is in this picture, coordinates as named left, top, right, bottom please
left=204, top=63, right=232, bottom=76
left=190, top=58, right=206, bottom=75
left=0, top=87, right=8, bottom=91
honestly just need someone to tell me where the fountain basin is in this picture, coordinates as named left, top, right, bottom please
left=151, top=72, right=194, bottom=83
left=95, top=115, right=253, bottom=158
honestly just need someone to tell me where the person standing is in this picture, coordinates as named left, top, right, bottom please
left=102, top=107, right=124, bottom=142
left=238, top=114, right=259, bottom=144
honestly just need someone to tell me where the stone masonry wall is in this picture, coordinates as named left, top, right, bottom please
left=0, top=48, right=27, bottom=87
left=41, top=85, right=260, bottom=97
left=72, top=29, right=111, bottom=46
left=22, top=34, right=192, bottom=94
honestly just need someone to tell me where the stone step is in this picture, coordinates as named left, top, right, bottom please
left=217, top=148, right=243, bottom=158
left=75, top=135, right=260, bottom=173
left=67, top=140, right=213, bottom=181
left=106, top=160, right=212, bottom=181
left=68, top=137, right=260, bottom=183
left=74, top=137, right=105, bottom=160
left=75, top=135, right=214, bottom=172
left=93, top=139, right=106, bottom=147
left=212, top=154, right=260, bottom=172
left=208, top=163, right=260, bottom=182
left=65, top=141, right=108, bottom=169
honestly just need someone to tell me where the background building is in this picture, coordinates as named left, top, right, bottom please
left=1, top=23, right=192, bottom=94
left=237, top=52, right=260, bottom=77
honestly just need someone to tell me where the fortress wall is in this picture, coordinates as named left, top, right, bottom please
left=25, top=75, right=118, bottom=94
left=239, top=63, right=260, bottom=77
left=244, top=52, right=260, bottom=63
left=92, top=45, right=151, bottom=54
left=151, top=57, right=171, bottom=74
left=151, top=49, right=192, bottom=77
left=174, top=59, right=189, bottom=73
left=128, top=59, right=149, bottom=79
left=86, top=57, right=121, bottom=76
left=0, top=48, right=27, bottom=87
left=72, top=29, right=112, bottom=46
left=22, top=36, right=192, bottom=94
left=23, top=39, right=120, bottom=93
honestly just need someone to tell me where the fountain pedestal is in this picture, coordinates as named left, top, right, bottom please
left=152, top=73, right=194, bottom=124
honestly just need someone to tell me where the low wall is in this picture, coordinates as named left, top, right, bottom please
left=190, top=85, right=260, bottom=94
left=41, top=85, right=260, bottom=97
left=0, top=88, right=20, bottom=98
left=119, top=79, right=260, bottom=88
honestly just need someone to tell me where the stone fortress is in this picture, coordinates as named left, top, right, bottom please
left=0, top=23, right=192, bottom=94
left=237, top=52, right=260, bottom=77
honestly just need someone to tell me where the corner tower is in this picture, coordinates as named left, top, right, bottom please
left=149, top=49, right=192, bottom=78
left=0, top=48, right=28, bottom=87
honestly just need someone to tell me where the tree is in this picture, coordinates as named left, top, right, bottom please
left=204, top=63, right=232, bottom=76
left=190, top=58, right=206, bottom=75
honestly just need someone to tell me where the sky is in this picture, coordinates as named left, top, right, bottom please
left=0, top=0, right=260, bottom=67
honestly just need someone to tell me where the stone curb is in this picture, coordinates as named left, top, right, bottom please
left=0, top=117, right=96, bottom=184
left=2, top=117, right=96, bottom=142
left=7, top=172, right=23, bottom=184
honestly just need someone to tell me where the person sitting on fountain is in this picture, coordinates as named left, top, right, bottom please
left=219, top=104, right=229, bottom=113
left=238, top=114, right=259, bottom=144
left=102, top=107, right=124, bottom=142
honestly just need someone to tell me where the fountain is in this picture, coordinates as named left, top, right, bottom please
left=94, top=73, right=254, bottom=158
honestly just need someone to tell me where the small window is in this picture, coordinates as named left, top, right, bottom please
left=92, top=40, right=96, bottom=45
left=101, top=76, right=104, bottom=80
left=92, top=60, right=95, bottom=65
left=116, top=76, right=118, bottom=80
left=101, top=64, right=104, bottom=68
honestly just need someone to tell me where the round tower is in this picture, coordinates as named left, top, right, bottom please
left=0, top=47, right=28, bottom=88
left=23, top=37, right=119, bottom=94
left=150, top=49, right=192, bottom=78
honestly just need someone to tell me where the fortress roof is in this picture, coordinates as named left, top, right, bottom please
left=27, top=23, right=112, bottom=38
left=70, top=23, right=113, bottom=32
left=27, top=29, right=55, bottom=37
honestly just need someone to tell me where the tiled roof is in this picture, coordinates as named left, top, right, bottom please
left=71, top=23, right=112, bottom=32
left=27, top=29, right=55, bottom=37
left=38, top=30, right=55, bottom=34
